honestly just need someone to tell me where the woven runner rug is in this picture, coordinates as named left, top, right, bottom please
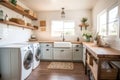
left=47, top=62, right=74, bottom=70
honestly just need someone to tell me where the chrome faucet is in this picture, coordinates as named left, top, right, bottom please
left=61, top=33, right=65, bottom=41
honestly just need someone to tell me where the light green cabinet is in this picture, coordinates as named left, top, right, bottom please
left=40, top=43, right=53, bottom=60
left=72, top=44, right=83, bottom=61
left=53, top=48, right=72, bottom=61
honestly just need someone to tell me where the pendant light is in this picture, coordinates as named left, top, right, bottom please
left=61, top=8, right=65, bottom=18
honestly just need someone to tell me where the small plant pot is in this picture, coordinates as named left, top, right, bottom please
left=85, top=38, right=90, bottom=42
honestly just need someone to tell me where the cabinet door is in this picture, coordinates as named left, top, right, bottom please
left=73, top=48, right=83, bottom=61
left=41, top=43, right=52, bottom=48
left=53, top=49, right=61, bottom=60
left=61, top=49, right=72, bottom=60
left=41, top=48, right=53, bottom=60
left=53, top=48, right=72, bottom=61
left=83, top=45, right=86, bottom=66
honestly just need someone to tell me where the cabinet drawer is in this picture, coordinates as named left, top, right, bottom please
left=53, top=48, right=72, bottom=60
left=41, top=43, right=52, bottom=48
left=54, top=48, right=72, bottom=53
left=73, top=48, right=81, bottom=52
left=73, top=48, right=83, bottom=61
left=72, top=44, right=82, bottom=48
left=41, top=48, right=53, bottom=60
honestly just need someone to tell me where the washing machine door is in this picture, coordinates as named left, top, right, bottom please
left=23, top=50, right=33, bottom=70
left=35, top=47, right=41, bottom=61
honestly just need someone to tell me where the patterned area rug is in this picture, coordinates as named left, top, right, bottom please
left=47, top=62, right=74, bottom=70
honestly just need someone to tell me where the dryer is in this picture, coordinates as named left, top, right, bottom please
left=0, top=44, right=33, bottom=80
left=14, top=42, right=41, bottom=69
left=32, top=43, right=41, bottom=69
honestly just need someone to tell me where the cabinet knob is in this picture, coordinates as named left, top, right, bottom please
left=76, top=49, right=79, bottom=51
left=61, top=50, right=64, bottom=52
left=76, top=45, right=79, bottom=47
left=46, top=49, right=49, bottom=51
left=46, top=44, right=49, bottom=46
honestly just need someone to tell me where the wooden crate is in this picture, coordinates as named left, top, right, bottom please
left=100, top=63, right=118, bottom=80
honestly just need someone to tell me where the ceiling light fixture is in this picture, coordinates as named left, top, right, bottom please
left=61, top=7, right=65, bottom=18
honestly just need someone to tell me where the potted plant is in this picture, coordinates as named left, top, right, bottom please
left=10, top=0, right=17, bottom=6
left=79, top=17, right=89, bottom=30
left=82, top=32, right=92, bottom=42
left=81, top=17, right=88, bottom=24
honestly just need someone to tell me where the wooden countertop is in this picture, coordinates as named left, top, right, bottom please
left=83, top=42, right=120, bottom=58
left=29, top=40, right=82, bottom=44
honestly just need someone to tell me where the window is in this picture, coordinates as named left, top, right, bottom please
left=51, top=20, right=75, bottom=37
left=98, top=11, right=107, bottom=36
left=97, top=6, right=119, bottom=36
left=108, top=6, right=118, bottom=35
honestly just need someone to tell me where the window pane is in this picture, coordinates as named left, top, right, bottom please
left=51, top=21, right=63, bottom=31
left=51, top=21, right=63, bottom=37
left=98, top=11, right=107, bottom=35
left=64, top=29, right=74, bottom=36
left=51, top=20, right=75, bottom=37
left=108, top=21, right=118, bottom=35
left=100, top=24, right=107, bottom=36
left=108, top=6, right=118, bottom=35
left=108, top=6, right=118, bottom=22
left=64, top=21, right=75, bottom=28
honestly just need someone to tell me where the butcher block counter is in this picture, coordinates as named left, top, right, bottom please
left=29, top=40, right=82, bottom=44
left=83, top=42, right=120, bottom=80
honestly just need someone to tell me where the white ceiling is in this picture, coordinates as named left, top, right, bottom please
left=20, top=0, right=98, bottom=11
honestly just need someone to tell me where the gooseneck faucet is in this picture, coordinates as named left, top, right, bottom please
left=61, top=33, right=65, bottom=41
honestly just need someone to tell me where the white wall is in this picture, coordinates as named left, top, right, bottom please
left=92, top=0, right=120, bottom=50
left=0, top=0, right=33, bottom=45
left=33, top=10, right=92, bottom=41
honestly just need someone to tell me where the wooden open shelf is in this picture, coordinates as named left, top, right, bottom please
left=0, top=21, right=36, bottom=30
left=0, top=0, right=37, bottom=20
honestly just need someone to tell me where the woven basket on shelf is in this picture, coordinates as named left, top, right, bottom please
left=9, top=18, right=25, bottom=25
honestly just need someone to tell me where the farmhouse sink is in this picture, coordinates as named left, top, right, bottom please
left=54, top=42, right=72, bottom=47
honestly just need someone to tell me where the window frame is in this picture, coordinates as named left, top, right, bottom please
left=97, top=10, right=107, bottom=36
left=107, top=4, right=119, bottom=36
left=51, top=20, right=75, bottom=37
left=97, top=3, right=120, bottom=38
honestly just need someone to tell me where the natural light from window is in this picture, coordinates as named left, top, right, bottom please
left=108, top=6, right=118, bottom=35
left=51, top=20, right=75, bottom=37
left=97, top=6, right=118, bottom=36
left=99, top=11, right=107, bottom=36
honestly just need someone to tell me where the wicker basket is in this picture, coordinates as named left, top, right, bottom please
left=9, top=18, right=25, bottom=25
left=16, top=4, right=24, bottom=11
left=24, top=10, right=34, bottom=16
left=100, top=62, right=118, bottom=80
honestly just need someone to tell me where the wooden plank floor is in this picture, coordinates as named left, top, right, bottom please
left=27, top=62, right=89, bottom=80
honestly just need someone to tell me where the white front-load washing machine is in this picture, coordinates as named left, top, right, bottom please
left=32, top=43, right=41, bottom=69
left=14, top=42, right=41, bottom=69
left=0, top=44, right=33, bottom=80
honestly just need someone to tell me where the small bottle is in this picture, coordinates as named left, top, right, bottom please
left=5, top=14, right=8, bottom=21
left=0, top=10, right=3, bottom=21
left=77, top=37, right=79, bottom=42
